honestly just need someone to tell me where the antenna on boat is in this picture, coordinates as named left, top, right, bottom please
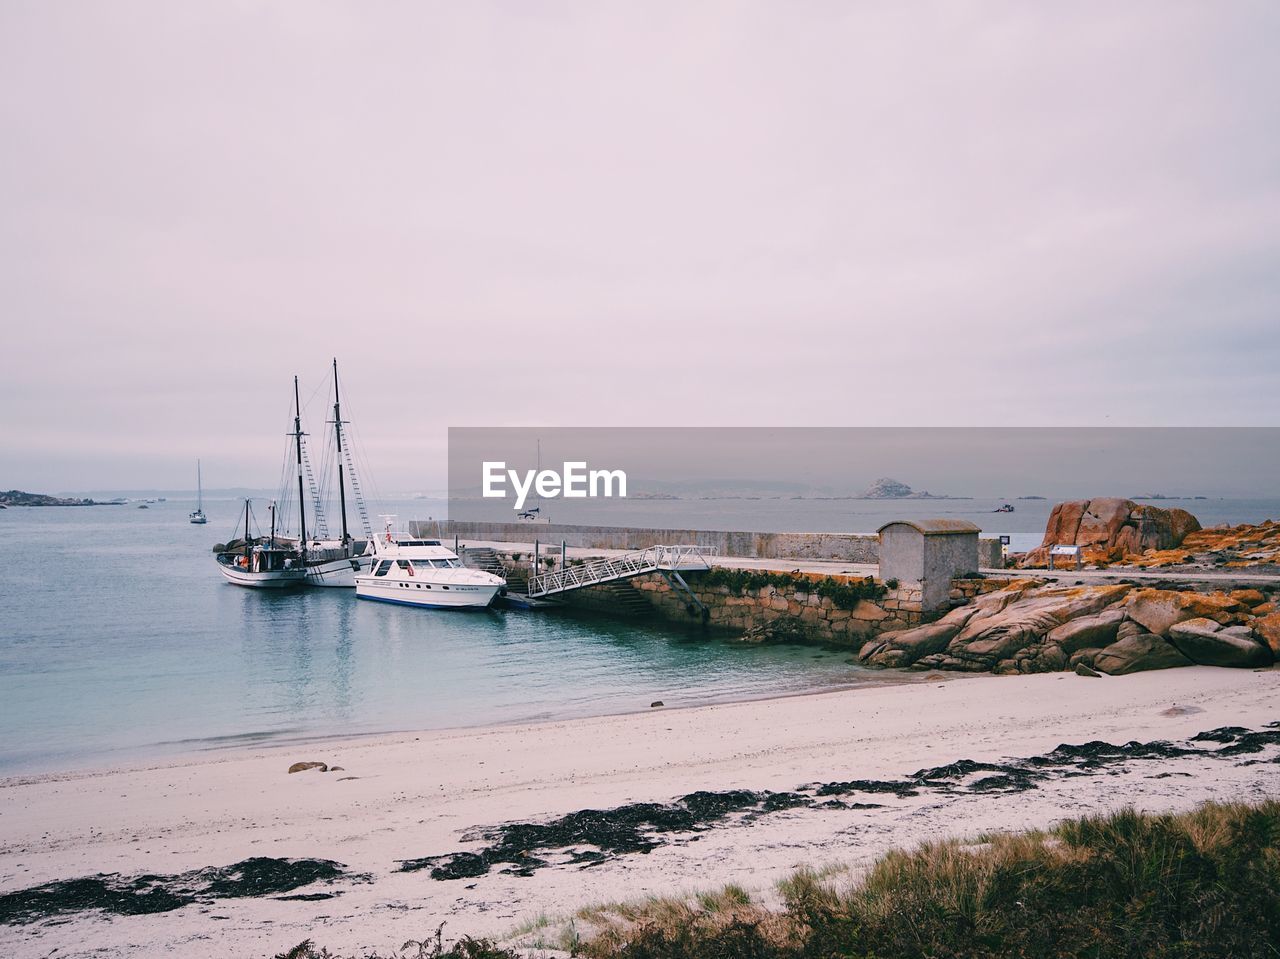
left=377, top=513, right=397, bottom=545
left=331, top=358, right=350, bottom=546
left=292, top=376, right=308, bottom=555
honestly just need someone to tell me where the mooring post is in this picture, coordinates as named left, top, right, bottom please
left=562, top=539, right=567, bottom=569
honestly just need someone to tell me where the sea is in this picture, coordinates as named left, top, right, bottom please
left=2, top=495, right=1276, bottom=777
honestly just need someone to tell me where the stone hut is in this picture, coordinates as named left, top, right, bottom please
left=878, top=519, right=981, bottom=612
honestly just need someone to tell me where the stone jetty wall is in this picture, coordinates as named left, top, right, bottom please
left=418, top=519, right=1006, bottom=567
left=628, top=571, right=924, bottom=645
left=423, top=520, right=881, bottom=561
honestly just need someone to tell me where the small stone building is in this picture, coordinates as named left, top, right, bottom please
left=878, top=519, right=982, bottom=612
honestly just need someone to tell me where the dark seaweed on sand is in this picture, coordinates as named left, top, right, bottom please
left=0, top=857, right=345, bottom=926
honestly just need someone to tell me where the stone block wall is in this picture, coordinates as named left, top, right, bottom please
left=626, top=571, right=923, bottom=647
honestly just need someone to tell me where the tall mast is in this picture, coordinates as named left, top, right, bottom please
left=293, top=376, right=308, bottom=554
left=269, top=499, right=277, bottom=545
left=243, top=499, right=251, bottom=565
left=332, top=358, right=350, bottom=545
left=197, top=460, right=203, bottom=512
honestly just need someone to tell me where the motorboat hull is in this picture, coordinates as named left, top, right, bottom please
left=355, top=577, right=501, bottom=609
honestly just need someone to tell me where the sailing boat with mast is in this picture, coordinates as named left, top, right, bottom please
left=214, top=499, right=306, bottom=588
left=298, top=360, right=374, bottom=587
left=188, top=460, right=208, bottom=524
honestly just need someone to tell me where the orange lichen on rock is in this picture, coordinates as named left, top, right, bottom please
left=1120, top=519, right=1280, bottom=570
left=1020, top=498, right=1200, bottom=568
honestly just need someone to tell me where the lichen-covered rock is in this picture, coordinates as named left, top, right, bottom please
left=1020, top=498, right=1200, bottom=567
left=858, top=606, right=980, bottom=667
left=1231, top=589, right=1267, bottom=607
left=1045, top=608, right=1126, bottom=654
left=946, top=585, right=1131, bottom=665
left=1126, top=589, right=1244, bottom=636
left=1166, top=618, right=1272, bottom=668
left=1093, top=634, right=1192, bottom=675
left=1253, top=612, right=1280, bottom=658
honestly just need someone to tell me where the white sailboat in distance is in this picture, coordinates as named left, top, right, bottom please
left=189, top=460, right=208, bottom=524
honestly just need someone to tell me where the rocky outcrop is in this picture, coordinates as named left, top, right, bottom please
left=860, top=581, right=1274, bottom=676
left=1126, top=589, right=1246, bottom=636
left=1020, top=498, right=1200, bottom=567
left=1254, top=613, right=1280, bottom=657
left=1167, top=618, right=1273, bottom=668
left=860, top=478, right=946, bottom=499
left=1037, top=519, right=1280, bottom=572
left=1126, top=520, right=1280, bottom=570
left=1093, top=634, right=1193, bottom=675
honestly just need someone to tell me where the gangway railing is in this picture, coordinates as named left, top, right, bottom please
left=527, top=544, right=717, bottom=597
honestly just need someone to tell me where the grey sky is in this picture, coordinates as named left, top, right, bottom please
left=3, top=2, right=1278, bottom=492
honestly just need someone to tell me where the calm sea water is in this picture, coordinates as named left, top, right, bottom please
left=0, top=500, right=878, bottom=777
left=3, top=496, right=1276, bottom=777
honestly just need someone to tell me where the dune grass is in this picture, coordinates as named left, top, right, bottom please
left=284, top=799, right=1280, bottom=958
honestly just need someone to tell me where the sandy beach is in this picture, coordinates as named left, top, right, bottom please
left=4, top=666, right=1280, bottom=957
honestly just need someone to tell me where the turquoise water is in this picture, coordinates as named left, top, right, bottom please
left=6, top=496, right=1277, bottom=777
left=0, top=502, right=899, bottom=776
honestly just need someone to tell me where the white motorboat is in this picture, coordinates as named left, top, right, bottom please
left=189, top=460, right=208, bottom=524
left=215, top=500, right=306, bottom=589
left=355, top=520, right=504, bottom=609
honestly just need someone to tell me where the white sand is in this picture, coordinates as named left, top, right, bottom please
left=4, top=667, right=1280, bottom=957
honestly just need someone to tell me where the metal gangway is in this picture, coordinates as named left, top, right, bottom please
left=527, top=544, right=718, bottom=599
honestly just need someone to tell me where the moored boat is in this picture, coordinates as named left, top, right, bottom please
left=300, top=360, right=373, bottom=587
left=215, top=499, right=306, bottom=589
left=355, top=519, right=504, bottom=609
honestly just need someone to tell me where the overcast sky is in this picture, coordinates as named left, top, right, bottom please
left=3, top=2, right=1278, bottom=493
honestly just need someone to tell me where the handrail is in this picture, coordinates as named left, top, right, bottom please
left=527, top=544, right=717, bottom=596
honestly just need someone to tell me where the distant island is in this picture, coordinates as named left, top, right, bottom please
left=1017, top=495, right=1047, bottom=500
left=857, top=477, right=967, bottom=500
left=0, top=489, right=117, bottom=507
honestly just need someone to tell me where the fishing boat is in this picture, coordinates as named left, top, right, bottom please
left=355, top=518, right=504, bottom=609
left=215, top=499, right=306, bottom=589
left=189, top=460, right=208, bottom=524
left=994, top=503, right=1015, bottom=513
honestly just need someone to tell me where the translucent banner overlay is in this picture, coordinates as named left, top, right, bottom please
left=447, top=427, right=1280, bottom=547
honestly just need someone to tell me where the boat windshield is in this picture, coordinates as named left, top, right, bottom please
left=414, top=559, right=461, bottom=569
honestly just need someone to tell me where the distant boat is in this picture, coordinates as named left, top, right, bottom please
left=355, top=517, right=504, bottom=609
left=516, top=505, right=551, bottom=524
left=515, top=439, right=552, bottom=524
left=215, top=499, right=306, bottom=589
left=994, top=503, right=1015, bottom=513
left=189, top=460, right=208, bottom=524
left=137, top=504, right=149, bottom=509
